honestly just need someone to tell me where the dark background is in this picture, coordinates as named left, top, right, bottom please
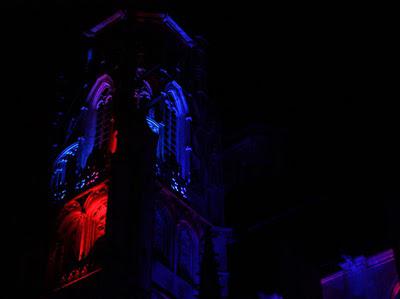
left=3, top=1, right=398, bottom=298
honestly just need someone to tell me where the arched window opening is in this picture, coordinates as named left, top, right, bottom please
left=78, top=74, right=114, bottom=171
left=145, top=80, right=191, bottom=198
left=176, top=224, right=197, bottom=283
left=160, top=81, right=190, bottom=181
left=153, top=206, right=174, bottom=267
left=95, top=92, right=113, bottom=152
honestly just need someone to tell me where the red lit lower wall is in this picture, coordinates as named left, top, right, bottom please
left=48, top=182, right=109, bottom=289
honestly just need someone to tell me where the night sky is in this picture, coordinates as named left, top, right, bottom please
left=3, top=1, right=398, bottom=297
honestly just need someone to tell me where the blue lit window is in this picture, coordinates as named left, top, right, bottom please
left=78, top=74, right=114, bottom=170
left=51, top=142, right=79, bottom=201
left=145, top=80, right=191, bottom=195
left=159, top=81, right=190, bottom=181
left=52, top=75, right=114, bottom=200
left=95, top=91, right=113, bottom=151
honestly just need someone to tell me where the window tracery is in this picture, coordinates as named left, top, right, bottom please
left=144, top=80, right=191, bottom=198
left=51, top=142, right=79, bottom=201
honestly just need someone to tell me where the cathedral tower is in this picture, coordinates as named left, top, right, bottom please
left=46, top=8, right=230, bottom=299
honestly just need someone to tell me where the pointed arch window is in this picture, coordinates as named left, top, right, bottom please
left=153, top=205, right=174, bottom=267
left=95, top=91, right=113, bottom=151
left=176, top=224, right=197, bottom=283
left=78, top=74, right=114, bottom=171
left=54, top=75, right=115, bottom=196
left=161, top=81, right=190, bottom=181
left=146, top=81, right=191, bottom=185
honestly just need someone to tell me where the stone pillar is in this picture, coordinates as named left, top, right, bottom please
left=103, top=32, right=156, bottom=299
